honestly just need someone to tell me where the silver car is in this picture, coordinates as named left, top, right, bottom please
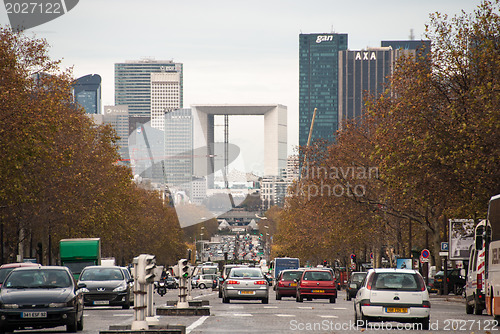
left=222, top=267, right=269, bottom=304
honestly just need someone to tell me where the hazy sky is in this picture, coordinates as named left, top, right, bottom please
left=0, top=0, right=482, bottom=175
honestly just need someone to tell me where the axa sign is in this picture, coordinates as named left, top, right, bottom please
left=355, top=52, right=377, bottom=61
left=316, top=35, right=333, bottom=43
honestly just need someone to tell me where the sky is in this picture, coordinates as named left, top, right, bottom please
left=0, top=0, right=483, bottom=175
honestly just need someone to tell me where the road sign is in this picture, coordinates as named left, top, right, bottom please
left=350, top=253, right=355, bottom=260
left=350, top=263, right=356, bottom=270
left=421, top=249, right=430, bottom=259
left=440, top=242, right=449, bottom=251
left=420, top=255, right=429, bottom=263
left=439, top=251, right=449, bottom=257
left=370, top=252, right=373, bottom=259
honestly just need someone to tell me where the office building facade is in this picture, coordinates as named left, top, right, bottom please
left=73, top=74, right=101, bottom=114
left=338, top=40, right=431, bottom=125
left=114, top=59, right=183, bottom=117
left=151, top=72, right=182, bottom=130
left=299, top=33, right=348, bottom=147
left=164, top=108, right=194, bottom=196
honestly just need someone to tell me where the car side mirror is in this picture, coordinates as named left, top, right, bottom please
left=294, top=278, right=298, bottom=283
left=77, top=282, right=87, bottom=289
left=128, top=278, right=134, bottom=284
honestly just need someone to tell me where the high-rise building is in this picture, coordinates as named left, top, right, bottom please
left=102, top=105, right=130, bottom=161
left=151, top=72, right=181, bottom=130
left=114, top=59, right=183, bottom=117
left=73, top=74, right=101, bottom=114
left=338, top=40, right=431, bottom=125
left=164, top=108, right=193, bottom=196
left=299, top=33, right=348, bottom=147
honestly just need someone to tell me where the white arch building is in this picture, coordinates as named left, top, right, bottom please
left=192, top=104, right=287, bottom=185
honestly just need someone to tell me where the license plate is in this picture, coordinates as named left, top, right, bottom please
left=239, top=291, right=255, bottom=295
left=386, top=307, right=408, bottom=313
left=290, top=283, right=297, bottom=287
left=22, top=312, right=47, bottom=318
left=312, top=289, right=325, bottom=293
left=93, top=300, right=110, bottom=305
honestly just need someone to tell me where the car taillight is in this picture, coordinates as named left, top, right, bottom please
left=254, top=280, right=267, bottom=285
left=361, top=300, right=371, bottom=306
left=366, top=274, right=374, bottom=290
left=226, top=280, right=240, bottom=285
left=423, top=301, right=431, bottom=308
left=278, top=281, right=285, bottom=287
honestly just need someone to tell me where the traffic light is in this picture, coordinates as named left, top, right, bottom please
left=134, top=254, right=156, bottom=284
left=179, top=259, right=190, bottom=279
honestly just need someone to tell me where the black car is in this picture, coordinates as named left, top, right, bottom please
left=78, top=266, right=133, bottom=309
left=0, top=266, right=84, bottom=333
left=346, top=271, right=367, bottom=301
left=434, top=269, right=466, bottom=295
left=165, top=276, right=178, bottom=289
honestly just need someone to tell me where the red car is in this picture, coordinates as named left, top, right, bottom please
left=275, top=269, right=303, bottom=300
left=0, top=262, right=39, bottom=288
left=296, top=269, right=337, bottom=303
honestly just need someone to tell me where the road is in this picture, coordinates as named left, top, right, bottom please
left=16, top=289, right=498, bottom=334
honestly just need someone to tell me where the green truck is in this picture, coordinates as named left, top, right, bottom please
left=60, top=238, right=101, bottom=279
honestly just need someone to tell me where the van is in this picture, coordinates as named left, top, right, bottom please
left=465, top=221, right=487, bottom=315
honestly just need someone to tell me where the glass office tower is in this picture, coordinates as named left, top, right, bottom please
left=73, top=74, right=101, bottom=114
left=299, top=33, right=348, bottom=147
left=114, top=59, right=183, bottom=117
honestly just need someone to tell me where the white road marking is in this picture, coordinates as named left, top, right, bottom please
left=276, top=314, right=295, bottom=317
left=333, top=307, right=347, bottom=310
left=298, top=306, right=313, bottom=309
left=186, top=315, right=209, bottom=334
left=233, top=313, right=253, bottom=317
left=264, top=306, right=278, bottom=308
left=319, top=315, right=338, bottom=318
left=113, top=314, right=132, bottom=317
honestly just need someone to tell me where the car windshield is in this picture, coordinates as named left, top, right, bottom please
left=3, top=269, right=71, bottom=289
left=0, top=268, right=14, bottom=283
left=371, top=272, right=424, bottom=291
left=80, top=268, right=124, bottom=281
left=229, top=268, right=263, bottom=278
left=352, top=273, right=367, bottom=283
left=303, top=271, right=332, bottom=281
left=282, top=271, right=302, bottom=280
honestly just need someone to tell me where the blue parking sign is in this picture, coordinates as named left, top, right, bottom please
left=441, top=242, right=449, bottom=251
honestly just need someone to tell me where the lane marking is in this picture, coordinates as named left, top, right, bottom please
left=298, top=306, right=313, bottom=309
left=333, top=307, right=347, bottom=310
left=233, top=313, right=253, bottom=317
left=264, top=306, right=278, bottom=309
left=186, top=315, right=209, bottom=334
left=276, top=314, right=295, bottom=317
left=319, top=315, right=338, bottom=318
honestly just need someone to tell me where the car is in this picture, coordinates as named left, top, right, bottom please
left=221, top=267, right=269, bottom=304
left=346, top=272, right=367, bottom=301
left=353, top=268, right=431, bottom=330
left=0, top=262, right=40, bottom=289
left=275, top=269, right=303, bottom=300
left=426, top=277, right=437, bottom=293
left=434, top=269, right=465, bottom=295
left=296, top=269, right=337, bottom=303
left=77, top=265, right=133, bottom=309
left=165, top=276, right=178, bottom=289
left=120, top=267, right=134, bottom=305
left=194, top=274, right=218, bottom=289
left=0, top=265, right=84, bottom=333
left=218, top=264, right=248, bottom=298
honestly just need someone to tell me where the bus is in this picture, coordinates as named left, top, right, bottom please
left=270, top=257, right=300, bottom=279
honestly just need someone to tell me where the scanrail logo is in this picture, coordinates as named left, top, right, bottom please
left=3, top=0, right=79, bottom=32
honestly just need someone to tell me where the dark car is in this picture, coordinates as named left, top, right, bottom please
left=275, top=269, right=303, bottom=300
left=434, top=269, right=465, bottom=295
left=296, top=269, right=337, bottom=303
left=346, top=271, right=367, bottom=301
left=78, top=266, right=133, bottom=309
left=0, top=262, right=40, bottom=289
left=165, top=276, right=178, bottom=289
left=0, top=266, right=84, bottom=333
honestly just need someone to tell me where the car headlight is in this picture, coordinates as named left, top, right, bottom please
left=80, top=288, right=90, bottom=293
left=49, top=302, right=67, bottom=308
left=1, top=304, right=19, bottom=309
left=113, top=283, right=127, bottom=292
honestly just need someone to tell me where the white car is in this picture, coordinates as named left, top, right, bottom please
left=354, top=268, right=430, bottom=330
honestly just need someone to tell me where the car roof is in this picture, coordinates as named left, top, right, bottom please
left=368, top=268, right=419, bottom=274
left=82, top=265, right=122, bottom=270
left=0, top=262, right=40, bottom=269
left=9, top=265, right=68, bottom=271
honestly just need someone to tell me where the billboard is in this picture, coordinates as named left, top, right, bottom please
left=449, top=219, right=475, bottom=260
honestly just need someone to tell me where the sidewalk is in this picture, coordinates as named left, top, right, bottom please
left=429, top=293, right=464, bottom=303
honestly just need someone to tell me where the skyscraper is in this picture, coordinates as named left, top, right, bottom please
left=73, top=74, right=101, bottom=114
left=151, top=72, right=181, bottom=130
left=338, top=40, right=431, bottom=126
left=114, top=59, right=183, bottom=117
left=299, top=33, right=348, bottom=147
